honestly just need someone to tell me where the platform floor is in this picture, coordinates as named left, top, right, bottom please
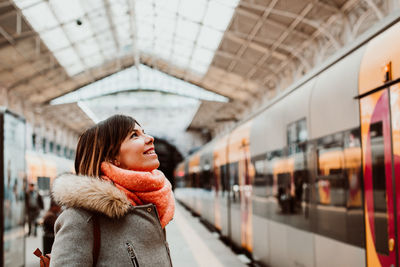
left=25, top=202, right=247, bottom=267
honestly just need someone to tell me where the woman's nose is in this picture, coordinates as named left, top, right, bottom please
left=145, top=134, right=154, bottom=144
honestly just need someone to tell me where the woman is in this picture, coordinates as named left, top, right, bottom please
left=50, top=114, right=175, bottom=266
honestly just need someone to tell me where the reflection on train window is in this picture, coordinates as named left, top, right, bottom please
left=316, top=133, right=345, bottom=206
left=277, top=172, right=293, bottom=213
left=370, top=121, right=389, bottom=255
left=344, top=129, right=362, bottom=209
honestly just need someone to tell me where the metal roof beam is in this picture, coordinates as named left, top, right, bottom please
left=260, top=0, right=358, bottom=87
left=224, top=31, right=287, bottom=60
left=314, top=1, right=340, bottom=13
left=236, top=8, right=309, bottom=40
left=215, top=50, right=278, bottom=74
left=239, top=1, right=341, bottom=50
left=246, top=3, right=314, bottom=79
left=363, top=0, right=384, bottom=19
left=225, top=0, right=279, bottom=73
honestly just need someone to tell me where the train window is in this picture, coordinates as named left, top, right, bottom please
left=252, top=155, right=269, bottom=198
left=287, top=118, right=307, bottom=145
left=287, top=119, right=307, bottom=155
left=220, top=165, right=228, bottom=193
left=32, top=133, right=36, bottom=150
left=49, top=141, right=54, bottom=153
left=230, top=162, right=239, bottom=203
left=287, top=122, right=297, bottom=145
left=370, top=121, right=389, bottom=255
left=42, top=138, right=47, bottom=153
left=298, top=119, right=307, bottom=142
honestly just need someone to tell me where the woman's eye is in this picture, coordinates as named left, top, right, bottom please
left=130, top=132, right=138, bottom=138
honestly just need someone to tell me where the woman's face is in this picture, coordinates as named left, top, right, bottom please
left=115, top=124, right=159, bottom=171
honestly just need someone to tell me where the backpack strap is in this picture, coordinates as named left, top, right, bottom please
left=92, top=215, right=101, bottom=267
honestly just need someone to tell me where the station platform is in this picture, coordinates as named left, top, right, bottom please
left=25, top=202, right=248, bottom=267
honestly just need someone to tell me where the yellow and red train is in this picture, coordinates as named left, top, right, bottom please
left=175, top=18, right=400, bottom=267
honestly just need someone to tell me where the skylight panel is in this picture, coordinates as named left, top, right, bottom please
left=88, top=13, right=110, bottom=34
left=40, top=27, right=70, bottom=51
left=110, top=1, right=126, bottom=15
left=81, top=0, right=104, bottom=11
left=155, top=0, right=179, bottom=14
left=173, top=39, right=193, bottom=58
left=22, top=2, right=58, bottom=31
left=13, top=0, right=41, bottom=9
left=50, top=0, right=84, bottom=24
left=136, top=1, right=154, bottom=17
left=135, top=0, right=239, bottom=76
left=116, top=23, right=132, bottom=44
left=171, top=55, right=189, bottom=68
left=54, top=47, right=80, bottom=67
left=76, top=38, right=100, bottom=57
left=178, top=0, right=207, bottom=22
left=216, top=0, right=241, bottom=8
left=176, top=18, right=199, bottom=42
left=84, top=55, right=103, bottom=69
left=66, top=62, right=85, bottom=76
left=51, top=64, right=228, bottom=105
left=154, top=14, right=175, bottom=34
left=190, top=62, right=210, bottom=75
left=197, top=27, right=224, bottom=50
left=203, top=1, right=234, bottom=31
left=64, top=20, right=93, bottom=43
left=192, top=47, right=214, bottom=65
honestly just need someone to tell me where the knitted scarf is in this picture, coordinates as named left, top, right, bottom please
left=100, top=162, right=175, bottom=228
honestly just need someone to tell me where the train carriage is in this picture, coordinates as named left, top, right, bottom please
left=175, top=18, right=400, bottom=267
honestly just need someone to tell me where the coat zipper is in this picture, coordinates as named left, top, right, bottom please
left=152, top=205, right=173, bottom=267
left=125, top=242, right=140, bottom=267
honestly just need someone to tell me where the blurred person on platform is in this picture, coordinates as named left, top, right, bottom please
left=25, top=182, right=44, bottom=236
left=50, top=114, right=175, bottom=266
left=42, top=198, right=61, bottom=254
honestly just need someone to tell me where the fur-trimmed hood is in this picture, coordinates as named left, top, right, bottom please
left=52, top=173, right=132, bottom=218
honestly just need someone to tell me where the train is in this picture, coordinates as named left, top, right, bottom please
left=174, top=17, right=400, bottom=267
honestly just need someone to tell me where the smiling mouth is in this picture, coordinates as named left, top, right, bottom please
left=144, top=149, right=156, bottom=155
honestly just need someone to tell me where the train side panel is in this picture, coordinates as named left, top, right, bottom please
left=309, top=47, right=365, bottom=140
left=250, top=79, right=315, bottom=266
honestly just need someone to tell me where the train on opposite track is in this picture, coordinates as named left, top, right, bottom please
left=174, top=17, right=400, bottom=267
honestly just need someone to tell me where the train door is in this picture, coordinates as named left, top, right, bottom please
left=360, top=87, right=397, bottom=267
left=390, top=82, right=400, bottom=267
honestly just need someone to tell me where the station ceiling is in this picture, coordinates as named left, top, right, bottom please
left=0, top=0, right=395, bottom=136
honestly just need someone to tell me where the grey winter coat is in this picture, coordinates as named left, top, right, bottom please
left=50, top=173, right=173, bottom=267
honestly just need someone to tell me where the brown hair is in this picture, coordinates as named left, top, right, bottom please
left=74, top=114, right=137, bottom=177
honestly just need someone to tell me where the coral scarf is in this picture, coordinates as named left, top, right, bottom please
left=100, top=162, right=175, bottom=228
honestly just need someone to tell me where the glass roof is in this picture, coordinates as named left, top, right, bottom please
left=50, top=64, right=229, bottom=104
left=14, top=0, right=239, bottom=76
